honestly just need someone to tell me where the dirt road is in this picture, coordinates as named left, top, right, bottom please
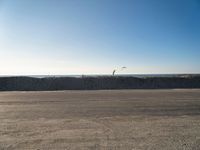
left=0, top=89, right=200, bottom=149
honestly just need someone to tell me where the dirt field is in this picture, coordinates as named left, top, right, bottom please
left=0, top=89, right=200, bottom=150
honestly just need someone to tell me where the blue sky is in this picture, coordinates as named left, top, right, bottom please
left=0, top=0, right=200, bottom=75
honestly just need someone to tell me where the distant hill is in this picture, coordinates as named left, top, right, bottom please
left=0, top=75, right=200, bottom=91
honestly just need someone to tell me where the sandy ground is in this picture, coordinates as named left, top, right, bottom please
left=0, top=89, right=200, bottom=150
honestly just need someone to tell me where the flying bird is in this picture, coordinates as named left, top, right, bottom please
left=121, top=66, right=126, bottom=70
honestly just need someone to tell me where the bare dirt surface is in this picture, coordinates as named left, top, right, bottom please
left=0, top=89, right=200, bottom=150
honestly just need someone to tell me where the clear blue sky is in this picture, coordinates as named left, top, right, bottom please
left=0, top=0, right=200, bottom=75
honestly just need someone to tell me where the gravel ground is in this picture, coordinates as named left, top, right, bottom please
left=0, top=89, right=200, bottom=150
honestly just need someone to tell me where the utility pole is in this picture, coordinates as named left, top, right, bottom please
left=112, top=70, right=116, bottom=76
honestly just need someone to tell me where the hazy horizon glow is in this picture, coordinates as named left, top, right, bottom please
left=0, top=0, right=200, bottom=75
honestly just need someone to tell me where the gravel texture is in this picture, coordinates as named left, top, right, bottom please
left=0, top=89, right=200, bottom=149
